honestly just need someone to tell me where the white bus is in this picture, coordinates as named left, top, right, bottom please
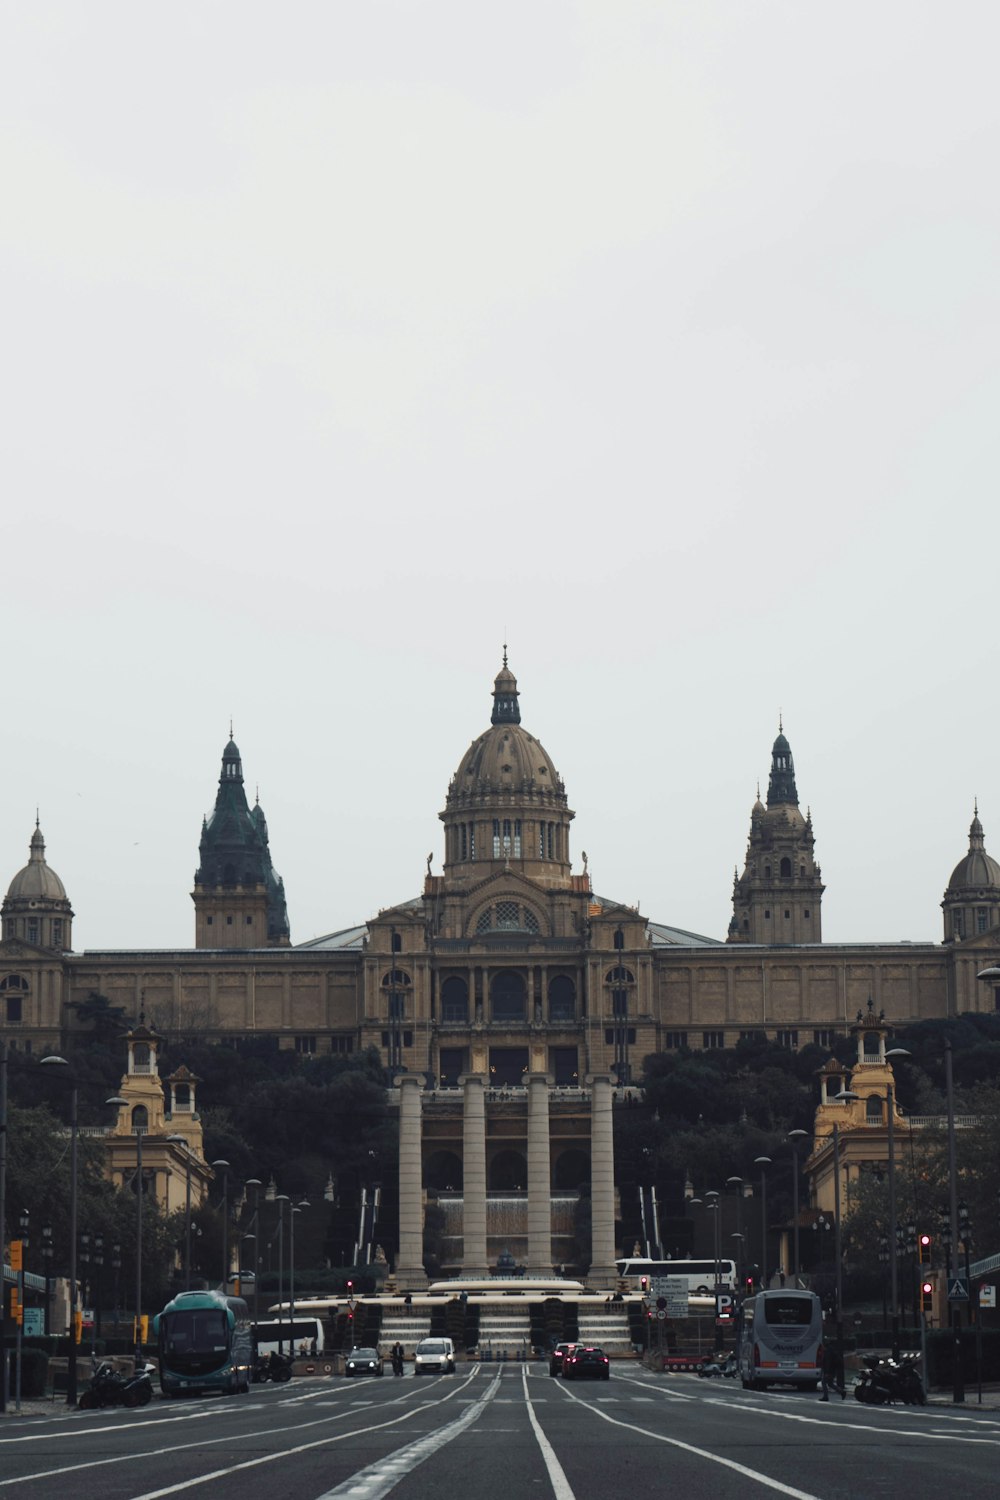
left=736, top=1289, right=823, bottom=1392
left=615, top=1258, right=737, bottom=1294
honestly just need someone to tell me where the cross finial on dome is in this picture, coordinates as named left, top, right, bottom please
left=778, top=710, right=783, bottom=733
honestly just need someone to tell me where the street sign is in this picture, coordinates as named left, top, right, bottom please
left=9, top=1241, right=22, bottom=1272
left=22, top=1309, right=43, bottom=1337
left=656, top=1309, right=667, bottom=1321
left=979, top=1285, right=996, bottom=1309
left=716, top=1292, right=734, bottom=1321
left=947, top=1277, right=969, bottom=1302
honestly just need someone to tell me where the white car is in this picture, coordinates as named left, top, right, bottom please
left=413, top=1338, right=455, bottom=1375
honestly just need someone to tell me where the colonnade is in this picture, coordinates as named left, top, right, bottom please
left=394, top=1071, right=618, bottom=1289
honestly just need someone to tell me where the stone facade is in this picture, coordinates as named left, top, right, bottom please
left=3, top=657, right=1000, bottom=1283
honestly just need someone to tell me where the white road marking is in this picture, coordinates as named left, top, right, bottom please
left=313, top=1373, right=501, bottom=1499
left=521, top=1367, right=576, bottom=1500
left=0, top=1375, right=481, bottom=1492
left=556, top=1381, right=820, bottom=1500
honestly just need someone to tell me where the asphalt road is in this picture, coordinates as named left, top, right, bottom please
left=2, top=1366, right=1000, bottom=1500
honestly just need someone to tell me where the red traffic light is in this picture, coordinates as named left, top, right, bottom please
left=640, top=1276, right=649, bottom=1291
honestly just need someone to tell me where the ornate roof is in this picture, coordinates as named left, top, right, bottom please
left=945, top=806, right=1000, bottom=895
left=5, top=823, right=69, bottom=904
left=446, top=658, right=567, bottom=810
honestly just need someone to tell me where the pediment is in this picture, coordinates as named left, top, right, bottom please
left=0, top=937, right=52, bottom=961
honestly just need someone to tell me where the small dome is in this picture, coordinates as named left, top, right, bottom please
left=946, top=807, right=1000, bottom=894
left=6, top=824, right=68, bottom=902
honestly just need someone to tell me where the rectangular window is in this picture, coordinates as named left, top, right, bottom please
left=294, top=1035, right=316, bottom=1054
left=226, top=915, right=233, bottom=925
left=27, top=920, right=38, bottom=944
left=539, top=825, right=545, bottom=859
left=776, top=1030, right=799, bottom=1049
left=493, top=819, right=501, bottom=858
left=813, top=1029, right=836, bottom=1048
left=6, top=997, right=23, bottom=1023
left=330, top=1035, right=354, bottom=1054
left=664, top=1031, right=686, bottom=1050
left=439, top=1047, right=466, bottom=1086
left=206, top=915, right=213, bottom=925
left=977, top=909, right=988, bottom=933
left=52, top=919, right=63, bottom=946
left=502, top=818, right=511, bottom=856
left=403, top=1030, right=413, bottom=1048
left=513, top=820, right=522, bottom=857
left=469, top=823, right=475, bottom=859
left=246, top=915, right=253, bottom=925
left=702, top=1031, right=724, bottom=1049
left=461, top=824, right=468, bottom=860
left=739, top=1029, right=766, bottom=1043
left=953, top=912, right=964, bottom=937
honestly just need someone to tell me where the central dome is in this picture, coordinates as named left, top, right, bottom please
left=447, top=661, right=566, bottom=806
left=440, top=658, right=574, bottom=890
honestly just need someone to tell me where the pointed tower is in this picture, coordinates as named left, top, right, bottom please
left=192, top=737, right=290, bottom=948
left=728, top=725, right=824, bottom=944
left=941, top=804, right=1000, bottom=942
left=2, top=821, right=74, bottom=950
left=439, top=655, right=575, bottom=891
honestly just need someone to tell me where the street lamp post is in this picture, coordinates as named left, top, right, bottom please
left=945, top=1038, right=965, bottom=1404
left=212, top=1160, right=231, bottom=1293
left=244, top=1178, right=262, bottom=1322
left=106, top=1091, right=144, bottom=1366
left=275, top=1195, right=289, bottom=1356
left=167, top=1136, right=194, bottom=1292
left=786, top=1130, right=809, bottom=1284
left=41, top=1224, right=53, bottom=1337
left=883, top=1047, right=910, bottom=1361
left=16, top=1208, right=28, bottom=1411
left=0, top=1040, right=7, bottom=1415
left=754, top=1157, right=771, bottom=1291
left=39, top=1056, right=80, bottom=1405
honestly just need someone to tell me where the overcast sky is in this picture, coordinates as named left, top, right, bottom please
left=3, top=2, right=999, bottom=953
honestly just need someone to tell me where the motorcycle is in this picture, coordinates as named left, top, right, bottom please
left=854, top=1354, right=924, bottom=1406
left=79, top=1360, right=154, bottom=1410
left=253, top=1351, right=293, bottom=1384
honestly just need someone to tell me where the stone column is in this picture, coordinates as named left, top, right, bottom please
left=395, top=1075, right=427, bottom=1289
left=526, top=1073, right=553, bottom=1276
left=460, top=1073, right=488, bottom=1276
left=587, top=1074, right=617, bottom=1287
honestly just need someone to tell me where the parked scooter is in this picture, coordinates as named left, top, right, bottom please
left=854, top=1353, right=924, bottom=1405
left=79, top=1359, right=154, bottom=1410
left=253, top=1350, right=294, bottom=1384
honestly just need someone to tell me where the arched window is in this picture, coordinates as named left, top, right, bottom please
left=866, top=1095, right=883, bottom=1123
left=491, top=972, right=527, bottom=1022
left=862, top=1033, right=880, bottom=1059
left=764, top=864, right=772, bottom=880
left=488, top=1149, right=528, bottom=1190
left=132, top=1104, right=149, bottom=1132
left=174, top=1082, right=191, bottom=1109
left=548, top=975, right=575, bottom=1022
left=424, top=1150, right=463, bottom=1192
left=780, top=857, right=792, bottom=878
left=440, top=976, right=468, bottom=1023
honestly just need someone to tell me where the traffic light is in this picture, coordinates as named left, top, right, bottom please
left=918, top=1234, right=931, bottom=1265
left=640, top=1276, right=649, bottom=1293
left=921, top=1280, right=934, bottom=1314
left=745, top=1275, right=754, bottom=1294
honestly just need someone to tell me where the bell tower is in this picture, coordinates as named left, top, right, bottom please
left=728, top=724, right=824, bottom=944
left=192, top=736, right=290, bottom=948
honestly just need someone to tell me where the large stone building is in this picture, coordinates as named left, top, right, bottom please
left=3, top=657, right=1000, bottom=1283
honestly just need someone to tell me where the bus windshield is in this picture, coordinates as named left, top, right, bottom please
left=161, top=1309, right=230, bottom=1371
left=763, top=1296, right=815, bottom=1327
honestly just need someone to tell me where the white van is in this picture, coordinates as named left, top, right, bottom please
left=413, top=1337, right=456, bottom=1375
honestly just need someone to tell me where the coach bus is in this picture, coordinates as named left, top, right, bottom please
left=736, top=1289, right=823, bottom=1391
left=615, top=1258, right=737, bottom=1295
left=154, top=1290, right=254, bottom=1397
